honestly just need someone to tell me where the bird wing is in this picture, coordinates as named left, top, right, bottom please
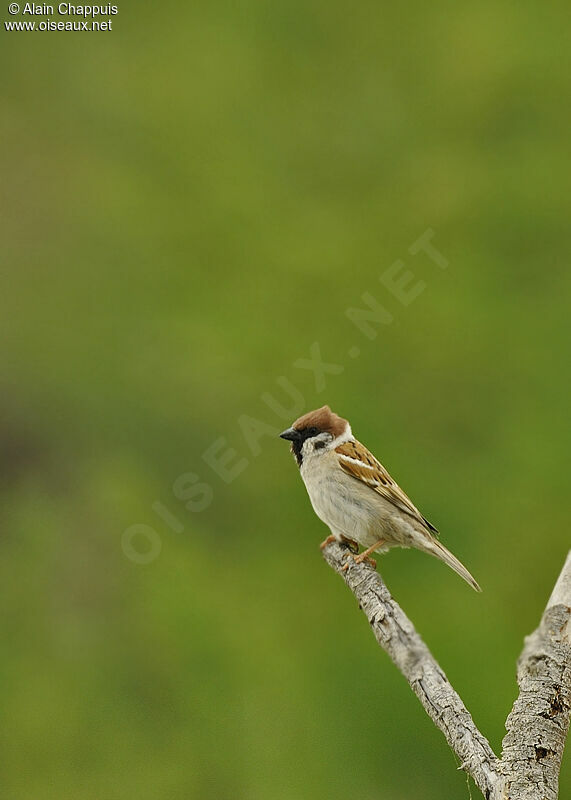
left=335, top=439, right=438, bottom=534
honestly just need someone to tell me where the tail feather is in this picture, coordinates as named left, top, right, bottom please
left=425, top=539, right=481, bottom=592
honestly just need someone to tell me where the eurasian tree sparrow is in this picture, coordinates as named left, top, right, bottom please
left=280, top=405, right=481, bottom=591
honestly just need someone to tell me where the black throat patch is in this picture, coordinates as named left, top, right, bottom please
left=290, top=427, right=320, bottom=467
left=291, top=438, right=304, bottom=467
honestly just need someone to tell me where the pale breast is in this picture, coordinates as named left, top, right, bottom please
left=299, top=450, right=422, bottom=549
left=300, top=452, right=384, bottom=545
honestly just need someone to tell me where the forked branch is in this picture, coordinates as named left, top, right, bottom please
left=322, top=544, right=571, bottom=799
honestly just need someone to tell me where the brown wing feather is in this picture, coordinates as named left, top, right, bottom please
left=335, top=440, right=438, bottom=534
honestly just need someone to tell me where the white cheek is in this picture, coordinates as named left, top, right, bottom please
left=301, top=437, right=330, bottom=461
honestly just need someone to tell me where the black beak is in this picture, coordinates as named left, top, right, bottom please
left=279, top=427, right=301, bottom=442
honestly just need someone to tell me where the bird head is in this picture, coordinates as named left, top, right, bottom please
left=279, top=405, right=351, bottom=466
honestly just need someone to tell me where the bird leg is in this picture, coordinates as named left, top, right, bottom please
left=319, top=534, right=337, bottom=550
left=355, top=539, right=385, bottom=563
left=342, top=539, right=385, bottom=571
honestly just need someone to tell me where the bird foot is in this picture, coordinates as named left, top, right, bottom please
left=341, top=538, right=384, bottom=570
left=341, top=554, right=377, bottom=572
left=319, top=534, right=337, bottom=550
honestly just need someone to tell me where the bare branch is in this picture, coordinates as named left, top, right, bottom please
left=322, top=541, right=501, bottom=798
left=500, top=551, right=571, bottom=799
left=322, top=544, right=571, bottom=798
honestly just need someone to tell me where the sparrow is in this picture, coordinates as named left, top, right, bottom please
left=280, top=405, right=481, bottom=591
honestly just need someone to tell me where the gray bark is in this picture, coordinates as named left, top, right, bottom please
left=322, top=544, right=571, bottom=799
left=499, top=551, right=571, bottom=799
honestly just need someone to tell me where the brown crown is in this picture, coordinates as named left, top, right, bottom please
left=292, top=405, right=348, bottom=438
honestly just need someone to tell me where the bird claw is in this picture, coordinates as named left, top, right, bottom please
left=354, top=553, right=377, bottom=568
left=319, top=534, right=337, bottom=550
left=341, top=554, right=377, bottom=571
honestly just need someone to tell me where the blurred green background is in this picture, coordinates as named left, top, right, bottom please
left=1, top=2, right=570, bottom=798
